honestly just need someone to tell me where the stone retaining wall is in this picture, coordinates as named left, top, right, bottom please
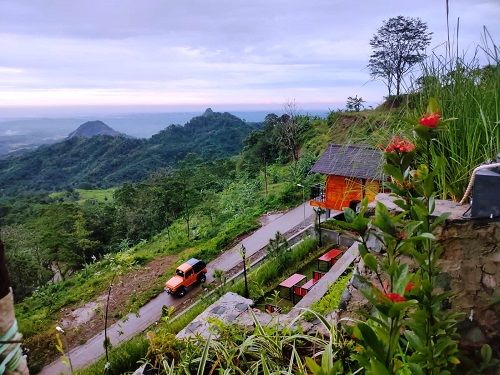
left=437, top=219, right=500, bottom=343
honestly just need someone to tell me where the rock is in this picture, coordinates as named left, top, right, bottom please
left=463, top=326, right=487, bottom=343
left=435, top=272, right=452, bottom=291
left=483, top=262, right=497, bottom=275
left=481, top=273, right=496, bottom=291
left=338, top=289, right=351, bottom=311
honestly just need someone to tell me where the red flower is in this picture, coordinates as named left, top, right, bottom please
left=419, top=110, right=440, bottom=128
left=381, top=136, right=415, bottom=154
left=383, top=292, right=405, bottom=303
left=405, top=282, right=415, bottom=293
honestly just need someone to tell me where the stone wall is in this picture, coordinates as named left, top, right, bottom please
left=436, top=219, right=500, bottom=343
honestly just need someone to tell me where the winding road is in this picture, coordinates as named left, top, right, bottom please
left=39, top=202, right=318, bottom=374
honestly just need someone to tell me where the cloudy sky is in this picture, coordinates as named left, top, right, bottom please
left=0, top=0, right=498, bottom=117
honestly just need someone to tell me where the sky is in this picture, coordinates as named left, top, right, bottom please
left=0, top=0, right=499, bottom=118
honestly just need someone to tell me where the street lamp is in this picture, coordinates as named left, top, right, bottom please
left=297, top=184, right=306, bottom=228
left=240, top=245, right=249, bottom=298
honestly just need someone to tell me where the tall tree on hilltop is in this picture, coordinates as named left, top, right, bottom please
left=276, top=100, right=302, bottom=168
left=368, top=16, right=432, bottom=96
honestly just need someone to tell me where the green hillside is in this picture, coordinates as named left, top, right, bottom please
left=0, top=110, right=261, bottom=194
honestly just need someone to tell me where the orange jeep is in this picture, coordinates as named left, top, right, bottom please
left=164, top=258, right=207, bottom=297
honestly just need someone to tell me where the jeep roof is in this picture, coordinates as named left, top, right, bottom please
left=178, top=258, right=206, bottom=274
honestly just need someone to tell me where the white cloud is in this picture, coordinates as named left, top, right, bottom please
left=0, top=0, right=498, bottom=114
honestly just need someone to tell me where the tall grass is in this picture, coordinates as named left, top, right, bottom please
left=409, top=27, right=499, bottom=200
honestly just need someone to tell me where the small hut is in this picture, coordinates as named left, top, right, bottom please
left=309, top=144, right=385, bottom=212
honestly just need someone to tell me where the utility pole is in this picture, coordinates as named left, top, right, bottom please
left=297, top=184, right=306, bottom=228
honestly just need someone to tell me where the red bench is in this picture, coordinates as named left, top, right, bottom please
left=317, top=249, right=343, bottom=271
left=264, top=304, right=282, bottom=314
left=292, top=273, right=325, bottom=303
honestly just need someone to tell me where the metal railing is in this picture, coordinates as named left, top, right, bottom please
left=310, top=184, right=325, bottom=202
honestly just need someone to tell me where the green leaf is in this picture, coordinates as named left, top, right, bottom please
left=427, top=97, right=439, bottom=114
left=356, top=322, right=385, bottom=360
left=429, top=194, right=436, bottom=214
left=481, top=344, right=492, bottom=364
left=404, top=233, right=435, bottom=242
left=373, top=202, right=396, bottom=235
left=448, top=356, right=461, bottom=365
left=363, top=253, right=379, bottom=272
left=413, top=124, right=433, bottom=141
left=385, top=152, right=400, bottom=167
left=430, top=212, right=451, bottom=231
left=400, top=150, right=416, bottom=171
left=343, top=207, right=357, bottom=223
left=405, top=330, right=424, bottom=349
left=423, top=174, right=435, bottom=197
left=321, top=343, right=334, bottom=371
left=408, top=363, right=425, bottom=375
left=305, top=357, right=323, bottom=375
left=197, top=334, right=212, bottom=375
left=261, top=352, right=272, bottom=375
left=403, top=221, right=423, bottom=237
left=370, top=357, right=390, bottom=375
left=358, top=243, right=368, bottom=257
left=384, top=164, right=405, bottom=183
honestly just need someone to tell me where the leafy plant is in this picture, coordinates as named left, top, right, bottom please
left=331, top=98, right=461, bottom=374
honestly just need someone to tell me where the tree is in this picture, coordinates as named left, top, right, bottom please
left=276, top=100, right=302, bottom=168
left=174, top=153, right=202, bottom=241
left=368, top=16, right=432, bottom=96
left=239, top=114, right=280, bottom=195
left=2, top=224, right=53, bottom=299
left=346, top=95, right=366, bottom=112
left=28, top=203, right=94, bottom=280
left=266, top=231, right=288, bottom=258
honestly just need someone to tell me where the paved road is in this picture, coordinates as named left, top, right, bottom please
left=39, top=202, right=317, bottom=374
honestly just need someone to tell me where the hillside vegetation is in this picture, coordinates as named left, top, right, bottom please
left=0, top=110, right=260, bottom=193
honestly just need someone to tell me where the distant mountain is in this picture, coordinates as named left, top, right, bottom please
left=66, top=120, right=130, bottom=139
left=0, top=110, right=262, bottom=194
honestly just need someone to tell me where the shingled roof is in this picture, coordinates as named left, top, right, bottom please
left=311, top=144, right=385, bottom=180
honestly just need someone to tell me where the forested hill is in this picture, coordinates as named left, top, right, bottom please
left=0, top=110, right=261, bottom=194
left=66, top=120, right=130, bottom=139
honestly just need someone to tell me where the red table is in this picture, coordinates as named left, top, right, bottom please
left=279, top=273, right=306, bottom=300
left=318, top=249, right=343, bottom=271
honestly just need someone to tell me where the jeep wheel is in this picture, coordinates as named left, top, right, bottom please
left=178, top=286, right=187, bottom=297
left=198, top=273, right=207, bottom=283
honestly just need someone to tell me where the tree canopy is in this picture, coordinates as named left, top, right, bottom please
left=0, top=111, right=261, bottom=195
left=368, top=16, right=432, bottom=96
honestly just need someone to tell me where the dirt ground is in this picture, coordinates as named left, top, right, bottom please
left=56, top=210, right=292, bottom=351
left=57, top=254, right=178, bottom=349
